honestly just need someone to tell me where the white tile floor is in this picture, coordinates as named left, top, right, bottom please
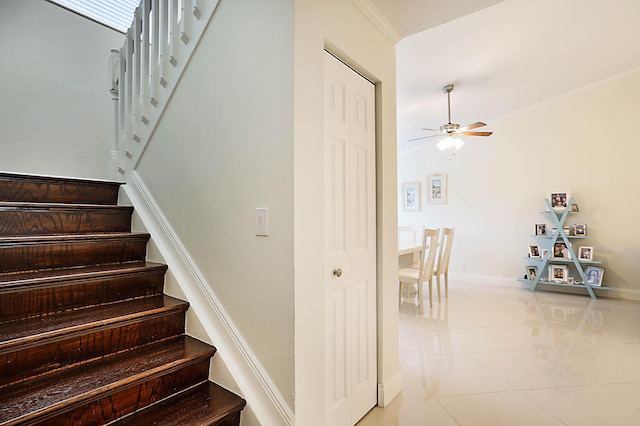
left=357, top=281, right=640, bottom=426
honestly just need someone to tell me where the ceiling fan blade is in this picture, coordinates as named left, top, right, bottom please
left=409, top=134, right=441, bottom=141
left=460, top=131, right=493, bottom=137
left=459, top=122, right=487, bottom=132
left=420, top=128, right=441, bottom=132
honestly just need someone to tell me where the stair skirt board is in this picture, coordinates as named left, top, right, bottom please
left=124, top=171, right=294, bottom=425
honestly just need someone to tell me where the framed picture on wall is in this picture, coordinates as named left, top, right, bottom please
left=585, top=266, right=604, bottom=286
left=573, top=224, right=587, bottom=236
left=578, top=246, right=594, bottom=261
left=552, top=242, right=571, bottom=259
left=427, top=173, right=447, bottom=204
left=526, top=266, right=538, bottom=280
left=550, top=192, right=570, bottom=211
left=535, top=224, right=547, bottom=236
left=549, top=264, right=568, bottom=283
left=401, top=182, right=421, bottom=211
left=528, top=244, right=541, bottom=258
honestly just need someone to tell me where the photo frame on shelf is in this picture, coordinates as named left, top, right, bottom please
left=526, top=266, right=538, bottom=280
left=550, top=191, right=570, bottom=211
left=528, top=244, right=541, bottom=258
left=586, top=266, right=604, bottom=286
left=427, top=173, right=447, bottom=204
left=552, top=242, right=571, bottom=259
left=401, top=182, right=421, bottom=211
left=568, top=277, right=575, bottom=285
left=571, top=204, right=579, bottom=212
left=573, top=224, right=587, bottom=236
left=549, top=264, right=568, bottom=283
left=578, top=246, right=594, bottom=261
left=541, top=249, right=549, bottom=258
left=535, top=224, right=547, bottom=236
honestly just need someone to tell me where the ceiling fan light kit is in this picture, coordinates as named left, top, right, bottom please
left=410, top=84, right=493, bottom=153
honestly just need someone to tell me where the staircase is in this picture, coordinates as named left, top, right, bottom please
left=0, top=172, right=246, bottom=425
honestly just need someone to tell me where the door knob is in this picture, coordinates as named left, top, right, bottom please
left=333, top=268, right=343, bottom=278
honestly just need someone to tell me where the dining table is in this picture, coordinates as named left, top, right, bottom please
left=398, top=241, right=423, bottom=268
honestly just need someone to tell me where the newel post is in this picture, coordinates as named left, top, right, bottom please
left=108, top=49, right=121, bottom=178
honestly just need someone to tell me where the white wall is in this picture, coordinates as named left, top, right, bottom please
left=294, top=0, right=399, bottom=423
left=398, top=69, right=640, bottom=298
left=134, top=0, right=295, bottom=411
left=0, top=0, right=123, bottom=180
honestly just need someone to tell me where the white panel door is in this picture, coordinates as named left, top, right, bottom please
left=324, top=51, right=377, bottom=426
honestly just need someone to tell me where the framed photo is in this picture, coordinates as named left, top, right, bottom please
left=578, top=246, right=594, bottom=261
left=528, top=244, right=541, bottom=258
left=427, top=173, right=447, bottom=204
left=571, top=204, right=579, bottom=212
left=550, top=192, right=570, bottom=211
left=549, top=264, right=568, bottom=283
left=535, top=224, right=547, bottom=236
left=541, top=249, right=549, bottom=258
left=573, top=224, right=587, bottom=236
left=526, top=266, right=538, bottom=280
left=585, top=266, right=604, bottom=286
left=552, top=242, right=571, bottom=259
left=568, top=277, right=575, bottom=285
left=401, top=182, right=421, bottom=211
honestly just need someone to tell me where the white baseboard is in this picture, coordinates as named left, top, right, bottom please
left=450, top=272, right=640, bottom=301
left=449, top=273, right=516, bottom=287
left=377, top=371, right=402, bottom=407
left=124, top=171, right=293, bottom=426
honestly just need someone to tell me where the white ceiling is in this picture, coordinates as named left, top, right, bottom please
left=376, top=0, right=640, bottom=153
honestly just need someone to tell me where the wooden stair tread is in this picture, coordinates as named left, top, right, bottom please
left=112, top=382, right=247, bottom=426
left=0, top=295, right=188, bottom=350
left=0, top=172, right=122, bottom=205
left=0, top=201, right=134, bottom=210
left=0, top=232, right=150, bottom=245
left=0, top=171, right=123, bottom=187
left=0, top=261, right=167, bottom=288
left=0, top=336, right=216, bottom=425
left=0, top=203, right=134, bottom=236
left=0, top=173, right=244, bottom=425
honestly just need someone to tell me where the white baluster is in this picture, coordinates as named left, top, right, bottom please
left=108, top=49, right=120, bottom=178
left=117, top=45, right=126, bottom=175
left=132, top=6, right=142, bottom=141
left=150, top=0, right=160, bottom=106
left=169, top=0, right=178, bottom=66
left=140, top=0, right=151, bottom=124
left=192, top=0, right=201, bottom=19
left=158, top=0, right=169, bottom=86
left=125, top=28, right=134, bottom=147
left=180, top=0, right=191, bottom=44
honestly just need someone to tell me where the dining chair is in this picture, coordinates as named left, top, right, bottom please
left=433, top=227, right=455, bottom=300
left=398, top=228, right=439, bottom=314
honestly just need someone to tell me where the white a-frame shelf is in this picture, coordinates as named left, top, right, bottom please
left=518, top=197, right=610, bottom=299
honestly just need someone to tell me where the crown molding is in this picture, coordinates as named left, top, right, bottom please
left=352, top=0, right=402, bottom=45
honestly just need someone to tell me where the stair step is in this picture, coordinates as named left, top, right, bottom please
left=0, top=296, right=189, bottom=388
left=0, top=172, right=122, bottom=205
left=0, top=336, right=215, bottom=426
left=0, top=233, right=150, bottom=273
left=0, top=173, right=244, bottom=425
left=0, top=261, right=167, bottom=321
left=0, top=202, right=133, bottom=236
left=112, top=382, right=247, bottom=426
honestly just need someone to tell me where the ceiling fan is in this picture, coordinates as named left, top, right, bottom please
left=410, top=84, right=492, bottom=150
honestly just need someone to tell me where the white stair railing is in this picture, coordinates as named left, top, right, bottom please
left=109, top=0, right=219, bottom=177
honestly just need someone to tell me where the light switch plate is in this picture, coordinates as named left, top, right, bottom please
left=255, top=208, right=268, bottom=236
